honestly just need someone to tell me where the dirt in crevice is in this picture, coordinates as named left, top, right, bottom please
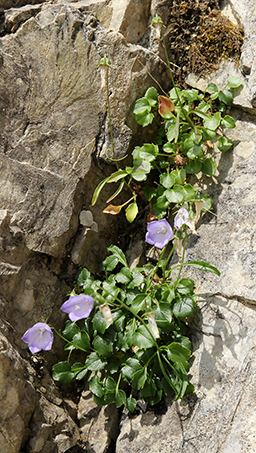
left=165, top=0, right=244, bottom=86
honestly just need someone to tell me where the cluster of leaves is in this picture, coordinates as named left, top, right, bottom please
left=52, top=246, right=220, bottom=410
left=93, top=76, right=242, bottom=221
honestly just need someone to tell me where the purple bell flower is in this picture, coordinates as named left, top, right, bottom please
left=174, top=208, right=191, bottom=230
left=22, top=322, right=53, bottom=354
left=61, top=294, right=94, bottom=321
left=145, top=219, right=173, bottom=249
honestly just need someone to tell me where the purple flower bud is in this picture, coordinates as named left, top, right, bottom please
left=22, top=323, right=53, bottom=354
left=61, top=294, right=94, bottom=321
left=145, top=219, right=173, bottom=249
left=174, top=208, right=191, bottom=230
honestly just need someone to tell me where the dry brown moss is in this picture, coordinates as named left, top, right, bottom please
left=166, top=0, right=244, bottom=86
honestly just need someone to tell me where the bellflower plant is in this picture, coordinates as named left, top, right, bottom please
left=61, top=295, right=94, bottom=321
left=22, top=323, right=53, bottom=354
left=22, top=17, right=241, bottom=412
left=146, top=219, right=173, bottom=248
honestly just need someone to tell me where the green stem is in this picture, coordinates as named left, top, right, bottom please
left=106, top=76, right=119, bottom=171
left=146, top=244, right=167, bottom=290
left=162, top=244, right=175, bottom=281
left=157, top=350, right=176, bottom=393
left=161, top=30, right=196, bottom=132
left=50, top=326, right=89, bottom=353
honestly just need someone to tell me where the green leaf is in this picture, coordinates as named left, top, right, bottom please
left=187, top=143, right=203, bottom=159
left=125, top=396, right=137, bottom=412
left=217, top=136, right=233, bottom=152
left=221, top=115, right=235, bottom=129
left=172, top=294, right=196, bottom=318
left=89, top=374, right=105, bottom=398
left=115, top=267, right=132, bottom=284
left=93, top=335, right=113, bottom=356
left=132, top=144, right=159, bottom=162
left=72, top=331, right=91, bottom=350
left=133, top=325, right=156, bottom=349
left=93, top=311, right=107, bottom=335
left=176, top=278, right=194, bottom=294
left=136, top=112, right=154, bottom=127
left=227, top=76, right=243, bottom=88
left=165, top=185, right=184, bottom=203
left=107, top=245, right=128, bottom=267
left=128, top=268, right=145, bottom=289
left=184, top=260, right=221, bottom=276
left=201, top=158, right=216, bottom=176
left=184, top=159, right=202, bottom=174
left=85, top=352, right=107, bottom=371
left=106, top=169, right=128, bottom=183
left=155, top=303, right=173, bottom=331
left=130, top=158, right=151, bottom=181
left=103, top=255, right=119, bottom=272
left=202, top=194, right=212, bottom=211
left=115, top=389, right=127, bottom=408
left=133, top=98, right=151, bottom=115
left=62, top=321, right=80, bottom=341
left=145, top=87, right=159, bottom=106
left=71, top=363, right=88, bottom=380
left=130, top=293, right=147, bottom=314
left=156, top=194, right=170, bottom=209
left=167, top=342, right=191, bottom=363
left=160, top=172, right=175, bottom=189
left=52, top=362, right=74, bottom=383
left=126, top=200, right=138, bottom=223
left=77, top=268, right=91, bottom=287
left=172, top=169, right=186, bottom=185
left=167, top=122, right=177, bottom=142
left=163, top=142, right=176, bottom=154
left=183, top=184, right=195, bottom=201
left=197, top=100, right=211, bottom=113
left=203, top=112, right=221, bottom=131
left=218, top=89, right=233, bottom=105
left=202, top=128, right=216, bottom=140
left=122, top=358, right=143, bottom=380
left=174, top=111, right=180, bottom=143
left=92, top=176, right=110, bottom=206
left=125, top=318, right=137, bottom=347
left=206, top=82, right=218, bottom=92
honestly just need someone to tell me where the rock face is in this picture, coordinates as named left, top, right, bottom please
left=0, top=0, right=256, bottom=452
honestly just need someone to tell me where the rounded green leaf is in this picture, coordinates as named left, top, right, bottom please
left=52, top=362, right=74, bottom=383
left=172, top=295, right=195, bottom=318
left=201, top=158, right=216, bottom=176
left=160, top=172, right=175, bottom=189
left=184, top=159, right=202, bottom=174
left=227, top=76, right=243, bottom=88
left=165, top=185, right=185, bottom=203
left=206, top=82, right=218, bottom=92
left=217, top=136, right=233, bottom=152
left=218, top=89, right=233, bottom=105
left=125, top=200, right=138, bottom=223
left=145, top=87, right=159, bottom=106
left=221, top=115, right=235, bottom=129
left=133, top=98, right=151, bottom=115
left=85, top=352, right=108, bottom=371
left=203, top=112, right=221, bottom=131
left=135, top=112, right=154, bottom=127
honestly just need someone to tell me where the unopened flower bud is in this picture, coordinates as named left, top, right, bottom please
left=98, top=55, right=111, bottom=91
left=100, top=303, right=112, bottom=323
left=146, top=313, right=160, bottom=339
left=151, top=15, right=164, bottom=40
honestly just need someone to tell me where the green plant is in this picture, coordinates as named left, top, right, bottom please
left=22, top=16, right=242, bottom=413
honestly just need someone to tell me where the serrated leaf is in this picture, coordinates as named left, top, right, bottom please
left=85, top=352, right=107, bottom=371
left=133, top=325, right=156, bottom=349
left=72, top=331, right=91, bottom=350
left=107, top=245, right=128, bottom=267
left=126, top=200, right=138, bottom=223
left=52, top=362, right=74, bottom=383
left=115, top=267, right=132, bottom=284
left=62, top=321, right=80, bottom=341
left=93, top=311, right=107, bottom=335
left=184, top=260, right=220, bottom=276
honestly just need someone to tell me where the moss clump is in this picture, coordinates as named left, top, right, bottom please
left=166, top=0, right=243, bottom=85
